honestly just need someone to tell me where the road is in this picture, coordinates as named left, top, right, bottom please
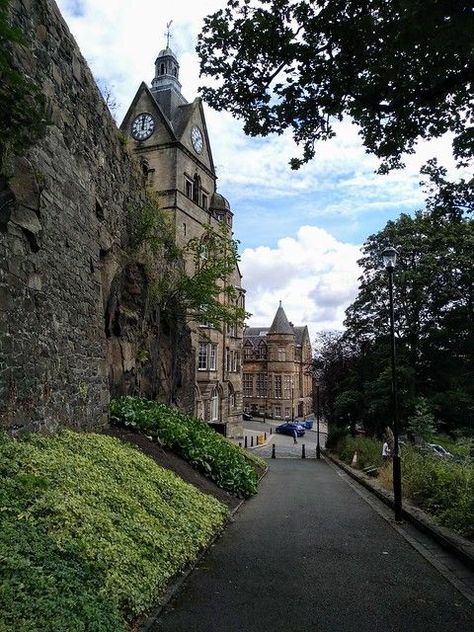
left=147, top=458, right=474, bottom=632
left=241, top=418, right=327, bottom=458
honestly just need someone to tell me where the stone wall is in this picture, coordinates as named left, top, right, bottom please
left=0, top=0, right=194, bottom=432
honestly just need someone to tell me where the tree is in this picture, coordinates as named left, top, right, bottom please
left=342, top=194, right=473, bottom=432
left=197, top=0, right=473, bottom=171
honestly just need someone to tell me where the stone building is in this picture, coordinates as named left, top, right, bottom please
left=243, top=303, right=313, bottom=421
left=120, top=46, right=245, bottom=438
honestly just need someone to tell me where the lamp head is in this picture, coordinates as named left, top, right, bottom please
left=382, top=246, right=398, bottom=270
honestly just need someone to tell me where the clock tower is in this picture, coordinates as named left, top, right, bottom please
left=120, top=44, right=245, bottom=438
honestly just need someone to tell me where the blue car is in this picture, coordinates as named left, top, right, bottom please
left=275, top=422, right=305, bottom=437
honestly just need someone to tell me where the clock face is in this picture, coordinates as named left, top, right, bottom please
left=191, top=125, right=203, bottom=153
left=131, top=113, right=155, bottom=140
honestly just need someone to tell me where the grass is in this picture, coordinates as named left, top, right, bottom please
left=0, top=430, right=228, bottom=631
left=332, top=434, right=474, bottom=540
left=110, top=396, right=266, bottom=498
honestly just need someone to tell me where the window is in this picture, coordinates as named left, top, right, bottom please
left=227, top=320, right=237, bottom=337
left=183, top=222, right=187, bottom=236
left=244, top=345, right=253, bottom=359
left=198, top=342, right=217, bottom=371
left=209, top=344, right=216, bottom=370
left=256, top=374, right=267, bottom=398
left=278, top=348, right=286, bottom=361
left=274, top=406, right=281, bottom=418
left=258, top=342, right=267, bottom=359
left=185, top=177, right=193, bottom=199
left=225, top=347, right=230, bottom=372
left=275, top=375, right=282, bottom=399
left=284, top=375, right=292, bottom=399
left=210, top=388, right=219, bottom=422
left=285, top=407, right=290, bottom=419
left=193, top=174, right=201, bottom=204
left=243, top=374, right=253, bottom=397
left=202, top=193, right=208, bottom=210
left=160, top=63, right=165, bottom=75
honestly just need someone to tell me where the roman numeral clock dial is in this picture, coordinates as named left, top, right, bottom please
left=131, top=113, right=155, bottom=140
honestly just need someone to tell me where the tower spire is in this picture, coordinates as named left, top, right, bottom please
left=165, top=20, right=173, bottom=49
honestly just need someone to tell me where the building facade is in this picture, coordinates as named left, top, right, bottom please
left=120, top=45, right=244, bottom=437
left=243, top=303, right=313, bottom=421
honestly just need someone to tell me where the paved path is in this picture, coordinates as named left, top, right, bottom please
left=149, top=459, right=474, bottom=632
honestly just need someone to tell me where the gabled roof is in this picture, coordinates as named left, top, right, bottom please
left=119, top=82, right=176, bottom=139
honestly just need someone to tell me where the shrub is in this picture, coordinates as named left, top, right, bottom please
left=110, top=396, right=265, bottom=498
left=0, top=430, right=228, bottom=630
left=400, top=447, right=474, bottom=539
left=335, top=436, right=382, bottom=470
left=325, top=425, right=349, bottom=451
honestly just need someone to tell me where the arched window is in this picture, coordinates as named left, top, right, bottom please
left=228, top=383, right=235, bottom=413
left=160, top=63, right=165, bottom=75
left=258, top=341, right=267, bottom=359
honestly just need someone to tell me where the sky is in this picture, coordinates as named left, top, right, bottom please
left=55, top=0, right=464, bottom=344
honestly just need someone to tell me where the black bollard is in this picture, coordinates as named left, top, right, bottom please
left=264, top=431, right=267, bottom=440
left=271, top=443, right=276, bottom=459
left=302, top=444, right=306, bottom=459
left=270, top=427, right=273, bottom=435
left=245, top=436, right=248, bottom=449
left=251, top=435, right=254, bottom=447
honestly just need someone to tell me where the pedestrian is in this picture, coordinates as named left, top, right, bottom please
left=382, top=440, right=390, bottom=461
left=293, top=428, right=298, bottom=444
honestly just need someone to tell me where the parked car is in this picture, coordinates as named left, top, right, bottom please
left=275, top=421, right=305, bottom=437
left=242, top=412, right=253, bottom=421
left=427, top=443, right=454, bottom=459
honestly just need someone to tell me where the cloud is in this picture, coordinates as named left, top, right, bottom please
left=55, top=0, right=470, bottom=341
left=240, top=226, right=361, bottom=343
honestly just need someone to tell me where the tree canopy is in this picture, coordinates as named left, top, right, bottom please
left=313, top=174, right=474, bottom=436
left=197, top=0, right=474, bottom=171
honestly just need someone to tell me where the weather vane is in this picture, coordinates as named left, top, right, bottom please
left=165, top=20, right=173, bottom=48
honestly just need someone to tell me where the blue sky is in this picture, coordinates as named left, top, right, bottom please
left=55, top=0, right=465, bottom=342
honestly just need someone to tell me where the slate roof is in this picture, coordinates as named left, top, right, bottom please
left=268, top=302, right=294, bottom=335
left=244, top=304, right=309, bottom=347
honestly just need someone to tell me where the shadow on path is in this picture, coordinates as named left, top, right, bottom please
left=149, top=459, right=474, bottom=632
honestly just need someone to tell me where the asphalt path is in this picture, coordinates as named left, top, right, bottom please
left=150, top=459, right=474, bottom=632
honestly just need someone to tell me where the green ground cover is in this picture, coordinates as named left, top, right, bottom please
left=332, top=434, right=474, bottom=540
left=0, top=430, right=228, bottom=631
left=111, top=396, right=266, bottom=498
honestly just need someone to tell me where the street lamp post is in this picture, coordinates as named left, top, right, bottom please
left=291, top=378, right=294, bottom=421
left=316, top=384, right=321, bottom=459
left=382, top=246, right=402, bottom=522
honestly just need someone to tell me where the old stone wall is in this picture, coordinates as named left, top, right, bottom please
left=0, top=0, right=194, bottom=432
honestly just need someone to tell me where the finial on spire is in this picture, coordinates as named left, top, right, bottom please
left=165, top=20, right=173, bottom=48
left=279, top=300, right=282, bottom=306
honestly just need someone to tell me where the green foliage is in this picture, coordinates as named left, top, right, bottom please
left=316, top=176, right=474, bottom=437
left=111, top=396, right=265, bottom=497
left=325, top=425, right=349, bottom=452
left=401, top=446, right=474, bottom=539
left=407, top=397, right=435, bottom=442
left=0, top=0, right=48, bottom=175
left=335, top=436, right=383, bottom=470
left=0, top=430, right=228, bottom=630
left=129, top=192, right=250, bottom=331
left=197, top=1, right=473, bottom=171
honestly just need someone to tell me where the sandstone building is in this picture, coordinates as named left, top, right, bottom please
left=120, top=46, right=245, bottom=438
left=243, top=303, right=313, bottom=421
